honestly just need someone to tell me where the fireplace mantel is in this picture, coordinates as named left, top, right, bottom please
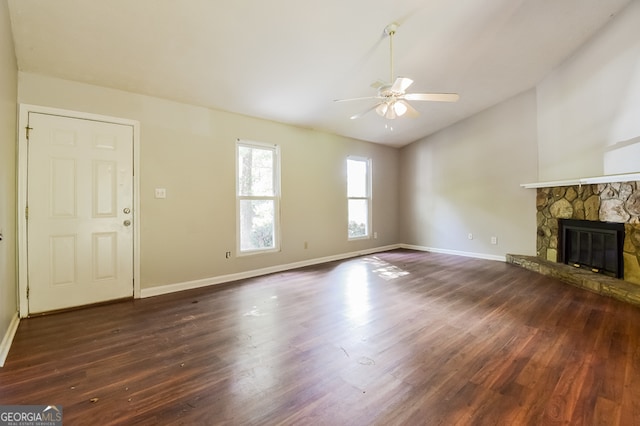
left=521, top=172, right=640, bottom=189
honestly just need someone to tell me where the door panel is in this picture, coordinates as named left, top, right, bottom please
left=27, top=113, right=134, bottom=314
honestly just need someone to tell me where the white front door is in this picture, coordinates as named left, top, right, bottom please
left=27, top=112, right=134, bottom=314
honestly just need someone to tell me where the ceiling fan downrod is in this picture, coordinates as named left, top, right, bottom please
left=385, top=23, right=399, bottom=84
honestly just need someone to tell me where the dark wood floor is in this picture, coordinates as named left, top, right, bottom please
left=1, top=249, right=640, bottom=425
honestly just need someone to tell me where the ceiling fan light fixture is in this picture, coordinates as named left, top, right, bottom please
left=385, top=104, right=397, bottom=120
left=376, top=102, right=388, bottom=117
left=393, top=101, right=407, bottom=117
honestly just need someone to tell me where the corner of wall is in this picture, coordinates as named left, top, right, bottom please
left=0, top=0, right=20, bottom=365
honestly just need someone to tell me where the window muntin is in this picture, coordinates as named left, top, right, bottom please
left=347, top=157, right=371, bottom=239
left=236, top=141, right=280, bottom=254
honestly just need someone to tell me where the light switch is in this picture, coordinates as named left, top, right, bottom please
left=155, top=188, right=167, bottom=199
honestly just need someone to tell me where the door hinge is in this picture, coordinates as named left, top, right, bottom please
left=25, top=206, right=29, bottom=220
left=26, top=126, right=33, bottom=139
left=26, top=286, right=29, bottom=298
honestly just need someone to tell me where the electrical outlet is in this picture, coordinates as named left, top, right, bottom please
left=491, top=236, right=498, bottom=245
left=468, top=233, right=473, bottom=240
left=154, top=188, right=167, bottom=199
left=374, top=232, right=378, bottom=239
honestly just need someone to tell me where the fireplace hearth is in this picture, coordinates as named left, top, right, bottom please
left=558, top=219, right=624, bottom=278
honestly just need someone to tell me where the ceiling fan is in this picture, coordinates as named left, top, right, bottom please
left=335, top=23, right=459, bottom=120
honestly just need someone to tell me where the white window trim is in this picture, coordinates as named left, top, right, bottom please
left=235, top=139, right=281, bottom=256
left=347, top=156, right=372, bottom=241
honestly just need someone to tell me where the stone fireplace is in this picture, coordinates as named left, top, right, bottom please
left=536, top=181, right=640, bottom=285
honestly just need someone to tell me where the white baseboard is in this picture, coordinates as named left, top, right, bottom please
left=141, top=244, right=402, bottom=298
left=400, top=244, right=506, bottom=262
left=0, top=313, right=20, bottom=367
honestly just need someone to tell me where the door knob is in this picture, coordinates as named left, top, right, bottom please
left=123, top=220, right=132, bottom=227
left=123, top=208, right=131, bottom=214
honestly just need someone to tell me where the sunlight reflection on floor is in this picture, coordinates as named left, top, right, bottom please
left=362, top=256, right=410, bottom=280
left=344, top=263, right=370, bottom=324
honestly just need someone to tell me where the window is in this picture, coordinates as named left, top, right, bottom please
left=236, top=140, right=280, bottom=254
left=347, top=157, right=371, bottom=239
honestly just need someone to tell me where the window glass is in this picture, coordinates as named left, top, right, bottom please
left=347, top=159, right=368, bottom=198
left=238, top=146, right=274, bottom=196
left=347, top=157, right=371, bottom=239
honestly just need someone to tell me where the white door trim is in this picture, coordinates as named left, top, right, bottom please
left=17, top=104, right=141, bottom=317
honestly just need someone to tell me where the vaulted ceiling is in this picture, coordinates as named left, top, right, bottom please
left=7, top=0, right=632, bottom=147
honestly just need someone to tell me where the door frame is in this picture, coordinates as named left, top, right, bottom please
left=17, top=104, right=141, bottom=317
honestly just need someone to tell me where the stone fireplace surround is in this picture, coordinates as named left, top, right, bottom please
left=535, top=181, right=640, bottom=285
left=507, top=176, right=640, bottom=307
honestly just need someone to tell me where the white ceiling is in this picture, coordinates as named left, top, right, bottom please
left=7, top=0, right=632, bottom=147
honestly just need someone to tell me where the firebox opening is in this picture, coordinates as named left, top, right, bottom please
left=558, top=219, right=625, bottom=278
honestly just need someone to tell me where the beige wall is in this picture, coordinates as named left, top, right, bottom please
left=399, top=90, right=538, bottom=257
left=0, top=1, right=18, bottom=344
left=17, top=72, right=399, bottom=289
left=537, top=1, right=640, bottom=181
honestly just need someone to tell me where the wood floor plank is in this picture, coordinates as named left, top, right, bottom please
left=1, top=249, right=640, bottom=424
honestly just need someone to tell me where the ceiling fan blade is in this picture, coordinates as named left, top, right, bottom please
left=404, top=93, right=460, bottom=102
left=398, top=100, right=420, bottom=118
left=370, top=79, right=387, bottom=89
left=391, top=77, right=413, bottom=93
left=349, top=104, right=379, bottom=120
left=334, top=96, right=380, bottom=103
